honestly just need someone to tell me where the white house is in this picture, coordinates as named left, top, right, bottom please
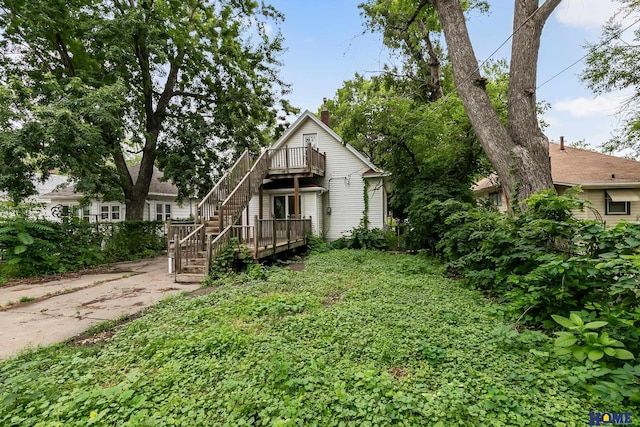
left=243, top=110, right=390, bottom=240
left=42, top=165, right=196, bottom=222
left=172, top=109, right=392, bottom=281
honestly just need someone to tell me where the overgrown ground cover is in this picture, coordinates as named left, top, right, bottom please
left=0, top=251, right=627, bottom=426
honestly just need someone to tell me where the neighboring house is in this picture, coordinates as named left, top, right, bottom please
left=243, top=110, right=390, bottom=240
left=42, top=164, right=196, bottom=222
left=0, top=173, right=68, bottom=218
left=473, top=140, right=640, bottom=225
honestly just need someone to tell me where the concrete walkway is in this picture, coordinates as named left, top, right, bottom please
left=0, top=257, right=200, bottom=360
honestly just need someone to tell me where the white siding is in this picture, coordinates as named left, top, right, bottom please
left=289, top=122, right=370, bottom=240
left=366, top=177, right=386, bottom=229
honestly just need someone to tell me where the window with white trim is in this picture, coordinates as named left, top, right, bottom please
left=605, top=191, right=631, bottom=215
left=273, top=195, right=302, bottom=219
left=156, top=203, right=172, bottom=221
left=59, top=205, right=90, bottom=221
left=302, top=133, right=317, bottom=149
left=100, top=205, right=122, bottom=221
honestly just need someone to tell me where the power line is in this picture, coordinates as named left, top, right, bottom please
left=407, top=8, right=640, bottom=135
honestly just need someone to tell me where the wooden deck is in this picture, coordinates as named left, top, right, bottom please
left=170, top=145, right=323, bottom=282
left=171, top=218, right=311, bottom=282
left=226, top=218, right=312, bottom=260
left=267, top=146, right=325, bottom=178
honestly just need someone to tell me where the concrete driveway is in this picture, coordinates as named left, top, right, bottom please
left=0, top=256, right=200, bottom=360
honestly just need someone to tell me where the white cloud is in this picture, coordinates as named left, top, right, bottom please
left=555, top=0, right=618, bottom=30
left=554, top=93, right=626, bottom=117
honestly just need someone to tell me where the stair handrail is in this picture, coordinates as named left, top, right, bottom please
left=218, top=149, right=271, bottom=228
left=175, top=224, right=205, bottom=277
left=197, top=149, right=250, bottom=224
left=206, top=150, right=271, bottom=269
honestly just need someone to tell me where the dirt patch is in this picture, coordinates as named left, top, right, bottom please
left=387, top=367, right=409, bottom=379
left=70, top=312, right=143, bottom=347
left=323, top=293, right=343, bottom=307
left=186, top=287, right=218, bottom=298
left=288, top=263, right=305, bottom=271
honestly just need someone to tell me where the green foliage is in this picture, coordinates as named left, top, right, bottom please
left=0, top=251, right=613, bottom=425
left=582, top=0, right=640, bottom=157
left=0, top=0, right=292, bottom=214
left=102, top=221, right=165, bottom=263
left=0, top=206, right=164, bottom=279
left=435, top=189, right=640, bottom=404
left=305, top=234, right=330, bottom=253
left=552, top=313, right=633, bottom=363
left=0, top=215, right=103, bottom=278
left=207, top=238, right=255, bottom=283
left=331, top=226, right=391, bottom=250
left=552, top=312, right=640, bottom=404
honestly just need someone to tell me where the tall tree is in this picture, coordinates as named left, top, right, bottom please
left=427, top=0, right=558, bottom=203
left=0, top=0, right=292, bottom=218
left=582, top=0, right=640, bottom=157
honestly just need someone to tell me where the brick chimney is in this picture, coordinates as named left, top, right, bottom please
left=321, top=97, right=330, bottom=127
left=560, top=135, right=565, bottom=150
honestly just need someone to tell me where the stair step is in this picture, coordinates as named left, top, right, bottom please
left=183, top=265, right=206, bottom=274
left=175, top=273, right=206, bottom=283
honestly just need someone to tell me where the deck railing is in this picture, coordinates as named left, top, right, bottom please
left=197, top=150, right=251, bottom=224
left=268, top=146, right=325, bottom=176
left=174, top=224, right=205, bottom=277
left=254, top=217, right=311, bottom=257
left=166, top=221, right=198, bottom=253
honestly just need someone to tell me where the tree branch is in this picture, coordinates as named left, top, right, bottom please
left=404, top=0, right=431, bottom=30
left=54, top=33, right=76, bottom=77
left=533, top=0, right=562, bottom=26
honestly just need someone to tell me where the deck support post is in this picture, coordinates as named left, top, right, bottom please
left=287, top=218, right=291, bottom=250
left=272, top=218, right=277, bottom=255
left=259, top=187, right=263, bottom=219
left=294, top=176, right=300, bottom=219
left=255, top=216, right=260, bottom=260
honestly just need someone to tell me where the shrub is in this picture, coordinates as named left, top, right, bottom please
left=0, top=206, right=165, bottom=279
left=331, top=226, right=391, bottom=250
left=102, top=220, right=165, bottom=262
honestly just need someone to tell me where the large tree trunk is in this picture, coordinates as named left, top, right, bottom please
left=431, top=0, right=558, bottom=204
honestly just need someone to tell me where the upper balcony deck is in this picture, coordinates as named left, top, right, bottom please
left=267, top=146, right=325, bottom=178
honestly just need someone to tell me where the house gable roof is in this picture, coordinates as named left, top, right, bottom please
left=474, top=142, right=640, bottom=192
left=272, top=110, right=383, bottom=174
left=44, top=165, right=179, bottom=199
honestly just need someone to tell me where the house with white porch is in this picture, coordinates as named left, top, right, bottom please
left=172, top=109, right=391, bottom=282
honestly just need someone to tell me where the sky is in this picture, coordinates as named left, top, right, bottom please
left=266, top=0, right=635, bottom=151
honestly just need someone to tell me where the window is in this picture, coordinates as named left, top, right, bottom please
left=71, top=206, right=91, bottom=222
left=156, top=204, right=172, bottom=221
left=303, top=133, right=317, bottom=148
left=101, top=205, right=122, bottom=221
left=488, top=191, right=502, bottom=206
left=605, top=191, right=632, bottom=215
left=273, top=195, right=302, bottom=219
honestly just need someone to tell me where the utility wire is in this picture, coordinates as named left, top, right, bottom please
left=406, top=8, right=640, bottom=133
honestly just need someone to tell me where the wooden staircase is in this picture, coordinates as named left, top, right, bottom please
left=173, top=149, right=271, bottom=282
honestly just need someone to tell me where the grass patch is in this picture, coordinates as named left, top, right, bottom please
left=0, top=250, right=632, bottom=426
